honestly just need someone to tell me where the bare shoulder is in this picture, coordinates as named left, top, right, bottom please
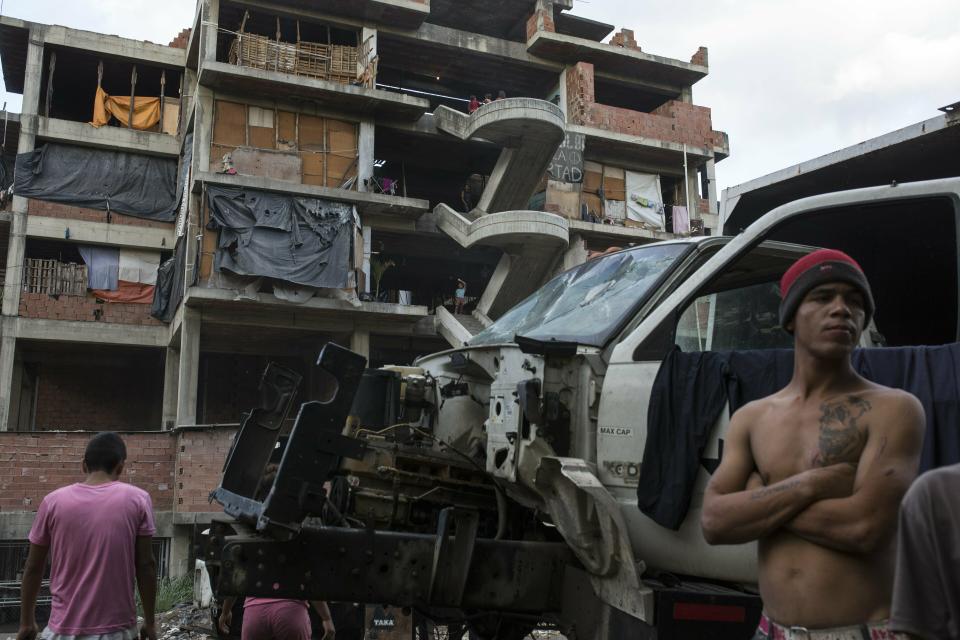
left=729, top=396, right=775, bottom=429
left=858, top=385, right=925, bottom=425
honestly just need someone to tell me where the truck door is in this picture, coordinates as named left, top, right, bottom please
left=598, top=177, right=960, bottom=581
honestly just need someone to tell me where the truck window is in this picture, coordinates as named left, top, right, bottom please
left=675, top=281, right=794, bottom=352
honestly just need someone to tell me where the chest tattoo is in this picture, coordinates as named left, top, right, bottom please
left=812, top=395, right=871, bottom=466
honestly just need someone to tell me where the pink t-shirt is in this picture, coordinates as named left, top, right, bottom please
left=28, top=481, right=156, bottom=635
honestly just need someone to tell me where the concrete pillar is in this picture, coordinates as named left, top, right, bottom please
left=561, top=233, right=588, bottom=272
left=476, top=148, right=516, bottom=214
left=162, top=347, right=180, bottom=430
left=193, top=85, right=215, bottom=181
left=176, top=308, right=201, bottom=426
left=477, top=253, right=512, bottom=318
left=361, top=225, right=372, bottom=294
left=2, top=32, right=44, bottom=317
left=169, top=525, right=193, bottom=579
left=685, top=161, right=700, bottom=219
left=0, top=31, right=44, bottom=429
left=200, top=0, right=220, bottom=65
left=350, top=328, right=370, bottom=363
left=557, top=68, right=568, bottom=121
left=0, top=335, right=16, bottom=430
left=680, top=85, right=693, bottom=103
left=357, top=120, right=375, bottom=192
left=704, top=159, right=719, bottom=215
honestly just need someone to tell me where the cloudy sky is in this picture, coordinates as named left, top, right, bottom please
left=1, top=0, right=958, bottom=193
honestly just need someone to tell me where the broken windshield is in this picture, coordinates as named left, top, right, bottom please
left=470, top=242, right=691, bottom=348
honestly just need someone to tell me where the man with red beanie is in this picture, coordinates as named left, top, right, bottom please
left=701, top=248, right=925, bottom=638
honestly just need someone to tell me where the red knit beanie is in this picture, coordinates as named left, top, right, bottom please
left=779, top=249, right=874, bottom=333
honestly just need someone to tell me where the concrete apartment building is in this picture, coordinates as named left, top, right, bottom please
left=0, top=0, right=727, bottom=585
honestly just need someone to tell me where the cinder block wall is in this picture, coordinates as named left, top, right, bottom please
left=174, top=428, right=238, bottom=512
left=0, top=432, right=176, bottom=512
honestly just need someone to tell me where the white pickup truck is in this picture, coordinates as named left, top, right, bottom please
left=208, top=178, right=960, bottom=640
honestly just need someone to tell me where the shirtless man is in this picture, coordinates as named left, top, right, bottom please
left=701, top=249, right=925, bottom=638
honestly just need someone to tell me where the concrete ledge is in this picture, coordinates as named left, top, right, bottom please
left=195, top=172, right=430, bottom=219
left=14, top=317, right=168, bottom=347
left=186, top=287, right=434, bottom=336
left=569, top=123, right=721, bottom=174
left=435, top=203, right=569, bottom=249
left=527, top=31, right=706, bottom=91
left=567, top=219, right=674, bottom=244
left=35, top=117, right=180, bottom=157
left=199, top=61, right=429, bottom=120
left=40, top=23, right=186, bottom=68
left=26, top=215, right=175, bottom=250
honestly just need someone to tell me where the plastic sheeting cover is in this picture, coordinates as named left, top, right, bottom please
left=151, top=236, right=187, bottom=322
left=206, top=186, right=353, bottom=290
left=14, top=143, right=178, bottom=222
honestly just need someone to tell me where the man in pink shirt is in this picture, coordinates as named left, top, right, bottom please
left=17, top=432, right=158, bottom=640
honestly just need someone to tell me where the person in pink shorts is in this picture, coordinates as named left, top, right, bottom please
left=17, top=432, right=158, bottom=640
left=219, top=597, right=335, bottom=640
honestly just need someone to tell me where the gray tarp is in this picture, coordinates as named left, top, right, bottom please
left=206, top=186, right=352, bottom=290
left=14, top=142, right=179, bottom=222
left=151, top=236, right=187, bottom=322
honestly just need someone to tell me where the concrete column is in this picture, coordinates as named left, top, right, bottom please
left=681, top=85, right=693, bottom=103
left=557, top=68, right=568, bottom=121
left=176, top=308, right=201, bottom=426
left=0, top=335, right=16, bottom=430
left=350, top=328, right=370, bottom=363
left=357, top=120, right=375, bottom=192
left=162, top=347, right=181, bottom=430
left=193, top=84, right=215, bottom=181
left=169, top=525, right=193, bottom=578
left=200, top=0, right=220, bottom=65
left=685, top=161, right=700, bottom=219
left=477, top=253, right=512, bottom=317
left=704, top=159, right=719, bottom=215
left=361, top=225, right=372, bottom=294
left=2, top=32, right=44, bottom=317
left=561, top=233, right=588, bottom=272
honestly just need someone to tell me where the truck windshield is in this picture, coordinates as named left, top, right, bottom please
left=470, top=242, right=690, bottom=348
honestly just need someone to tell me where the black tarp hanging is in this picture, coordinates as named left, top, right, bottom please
left=151, top=236, right=188, bottom=322
left=206, top=185, right=353, bottom=290
left=14, top=142, right=179, bottom=222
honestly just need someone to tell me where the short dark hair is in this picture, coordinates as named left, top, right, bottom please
left=84, top=432, right=127, bottom=473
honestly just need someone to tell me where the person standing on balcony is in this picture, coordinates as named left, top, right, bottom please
left=468, top=95, right=480, bottom=114
left=17, top=432, right=158, bottom=640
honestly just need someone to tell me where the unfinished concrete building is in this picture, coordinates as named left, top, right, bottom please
left=0, top=0, right=727, bottom=587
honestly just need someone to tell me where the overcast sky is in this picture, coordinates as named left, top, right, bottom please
left=1, top=0, right=958, bottom=193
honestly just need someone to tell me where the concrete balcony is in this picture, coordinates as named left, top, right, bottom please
left=33, top=116, right=180, bottom=157
left=528, top=28, right=707, bottom=94
left=198, top=61, right=430, bottom=121
left=194, top=172, right=430, bottom=220
left=264, top=0, right=430, bottom=30
left=566, top=62, right=729, bottom=167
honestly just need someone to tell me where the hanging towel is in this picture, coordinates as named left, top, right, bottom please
left=118, top=249, right=161, bottom=285
left=672, top=205, right=690, bottom=234
left=78, top=245, right=119, bottom=291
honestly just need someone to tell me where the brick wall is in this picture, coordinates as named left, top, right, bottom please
left=566, top=62, right=727, bottom=150
left=526, top=7, right=556, bottom=40
left=609, top=29, right=640, bottom=50
left=0, top=432, right=175, bottom=512
left=691, top=46, right=708, bottom=67
left=33, top=358, right=164, bottom=431
left=168, top=27, right=191, bottom=49
left=174, top=428, right=236, bottom=513
left=27, top=200, right=174, bottom=230
left=19, top=292, right=164, bottom=326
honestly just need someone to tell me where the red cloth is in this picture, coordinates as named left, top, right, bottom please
left=28, top=481, right=156, bottom=635
left=93, top=281, right=156, bottom=304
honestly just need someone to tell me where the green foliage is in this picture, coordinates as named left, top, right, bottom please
left=137, top=574, right=194, bottom=617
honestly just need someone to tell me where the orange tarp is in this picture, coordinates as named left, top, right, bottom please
left=90, top=86, right=161, bottom=130
left=92, top=281, right=156, bottom=304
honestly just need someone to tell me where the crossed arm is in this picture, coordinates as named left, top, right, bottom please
left=701, top=394, right=924, bottom=554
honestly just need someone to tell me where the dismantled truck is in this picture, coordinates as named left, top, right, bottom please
left=203, top=177, right=960, bottom=639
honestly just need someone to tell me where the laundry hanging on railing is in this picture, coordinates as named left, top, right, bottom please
left=206, top=185, right=353, bottom=290
left=78, top=245, right=161, bottom=303
left=90, top=86, right=161, bottom=130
